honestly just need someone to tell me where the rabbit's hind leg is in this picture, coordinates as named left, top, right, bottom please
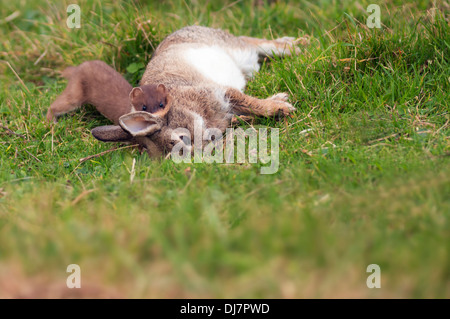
left=239, top=35, right=308, bottom=57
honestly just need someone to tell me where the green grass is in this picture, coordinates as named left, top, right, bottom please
left=0, top=0, right=449, bottom=298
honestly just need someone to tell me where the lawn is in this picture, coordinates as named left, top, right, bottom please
left=0, top=0, right=449, bottom=298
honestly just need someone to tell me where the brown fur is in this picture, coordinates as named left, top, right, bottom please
left=129, top=84, right=170, bottom=117
left=47, top=60, right=132, bottom=124
left=46, top=61, right=171, bottom=124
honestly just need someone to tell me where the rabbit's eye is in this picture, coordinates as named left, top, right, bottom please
left=142, top=105, right=147, bottom=111
left=159, top=102, right=164, bottom=108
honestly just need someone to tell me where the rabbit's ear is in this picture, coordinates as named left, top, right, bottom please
left=119, top=111, right=161, bottom=137
left=91, top=125, right=132, bottom=142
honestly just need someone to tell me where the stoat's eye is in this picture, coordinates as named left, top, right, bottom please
left=142, top=105, right=147, bottom=111
left=159, top=102, right=164, bottom=108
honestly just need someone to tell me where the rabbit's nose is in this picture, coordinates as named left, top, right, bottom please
left=179, top=134, right=191, bottom=146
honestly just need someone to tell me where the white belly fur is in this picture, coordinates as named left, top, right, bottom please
left=184, top=46, right=259, bottom=91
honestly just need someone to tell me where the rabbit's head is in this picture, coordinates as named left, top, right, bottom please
left=91, top=108, right=224, bottom=158
left=91, top=86, right=232, bottom=157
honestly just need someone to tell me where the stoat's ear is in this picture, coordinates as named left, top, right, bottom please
left=155, top=84, right=172, bottom=117
left=91, top=125, right=132, bottom=142
left=119, top=111, right=161, bottom=137
left=156, top=84, right=167, bottom=94
left=129, top=87, right=144, bottom=106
